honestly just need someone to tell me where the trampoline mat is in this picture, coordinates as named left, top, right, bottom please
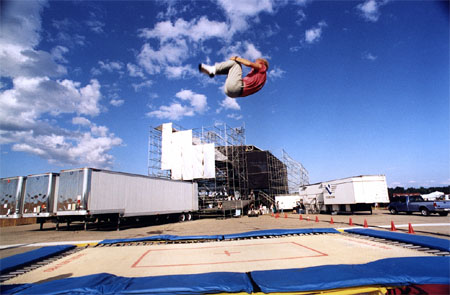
left=5, top=234, right=433, bottom=284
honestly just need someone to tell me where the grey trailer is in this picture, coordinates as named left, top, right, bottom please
left=0, top=176, right=26, bottom=218
left=22, top=173, right=59, bottom=229
left=56, top=168, right=198, bottom=229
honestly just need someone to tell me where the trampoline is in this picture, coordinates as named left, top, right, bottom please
left=1, top=228, right=449, bottom=294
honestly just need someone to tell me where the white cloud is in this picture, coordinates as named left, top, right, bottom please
left=362, top=52, right=377, bottom=61
left=127, top=63, right=145, bottom=78
left=137, top=40, right=189, bottom=76
left=147, top=103, right=194, bottom=120
left=139, top=17, right=229, bottom=43
left=165, top=65, right=197, bottom=79
left=175, top=89, right=207, bottom=113
left=219, top=96, right=241, bottom=111
left=305, top=21, right=327, bottom=44
left=357, top=0, right=387, bottom=22
left=296, top=10, right=307, bottom=25
left=227, top=113, right=243, bottom=120
left=0, top=0, right=45, bottom=48
left=216, top=0, right=312, bottom=35
left=217, top=0, right=274, bottom=34
left=132, top=80, right=153, bottom=92
left=12, top=131, right=122, bottom=168
left=294, top=0, right=312, bottom=6
left=51, top=46, right=69, bottom=63
left=0, top=0, right=122, bottom=169
left=86, top=19, right=105, bottom=34
left=92, top=61, right=124, bottom=76
left=72, top=116, right=92, bottom=126
left=220, top=41, right=264, bottom=61
left=0, top=77, right=102, bottom=128
left=110, top=99, right=124, bottom=107
left=99, top=61, right=124, bottom=72
left=147, top=89, right=208, bottom=120
left=269, top=67, right=285, bottom=80
left=0, top=1, right=67, bottom=79
left=0, top=44, right=67, bottom=78
left=136, top=1, right=298, bottom=80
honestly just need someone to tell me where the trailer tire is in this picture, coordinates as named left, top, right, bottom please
left=186, top=213, right=192, bottom=221
left=179, top=214, right=186, bottom=222
left=420, top=207, right=429, bottom=216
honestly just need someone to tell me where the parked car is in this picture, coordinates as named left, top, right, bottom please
left=388, top=195, right=450, bottom=216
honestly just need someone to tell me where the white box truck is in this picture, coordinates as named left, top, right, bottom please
left=275, top=195, right=301, bottom=211
left=299, top=175, right=389, bottom=214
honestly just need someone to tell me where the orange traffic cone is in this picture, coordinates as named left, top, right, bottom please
left=299, top=214, right=303, bottom=221
left=390, top=221, right=397, bottom=231
left=349, top=218, right=354, bottom=226
left=276, top=213, right=280, bottom=218
left=330, top=217, right=334, bottom=224
left=284, top=213, right=288, bottom=219
left=408, top=223, right=415, bottom=234
left=364, top=219, right=368, bottom=228
left=315, top=216, right=319, bottom=223
left=271, top=212, right=274, bottom=217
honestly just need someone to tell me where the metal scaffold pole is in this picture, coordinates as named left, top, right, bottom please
left=281, top=149, right=309, bottom=194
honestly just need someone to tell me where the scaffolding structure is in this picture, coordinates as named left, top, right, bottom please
left=281, top=149, right=310, bottom=194
left=267, top=151, right=289, bottom=196
left=192, top=122, right=247, bottom=201
left=148, top=122, right=309, bottom=210
left=148, top=122, right=248, bottom=209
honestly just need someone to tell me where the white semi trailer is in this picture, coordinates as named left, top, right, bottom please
left=54, top=168, right=198, bottom=229
left=299, top=175, right=389, bottom=214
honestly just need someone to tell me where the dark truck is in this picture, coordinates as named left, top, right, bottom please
left=388, top=195, right=450, bottom=216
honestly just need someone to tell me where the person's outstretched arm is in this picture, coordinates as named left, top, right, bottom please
left=230, top=56, right=262, bottom=70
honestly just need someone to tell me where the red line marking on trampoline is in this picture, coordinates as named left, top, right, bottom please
left=131, top=241, right=327, bottom=268
left=43, top=253, right=86, bottom=272
left=215, top=250, right=241, bottom=256
left=341, top=237, right=392, bottom=250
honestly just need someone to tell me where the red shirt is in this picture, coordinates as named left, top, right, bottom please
left=241, top=64, right=267, bottom=97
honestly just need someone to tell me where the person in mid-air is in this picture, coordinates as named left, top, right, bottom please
left=199, top=56, right=269, bottom=98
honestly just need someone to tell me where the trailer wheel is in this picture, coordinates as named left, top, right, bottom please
left=179, top=214, right=186, bottom=222
left=186, top=213, right=192, bottom=221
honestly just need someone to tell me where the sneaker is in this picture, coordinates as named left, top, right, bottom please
left=199, top=63, right=215, bottom=78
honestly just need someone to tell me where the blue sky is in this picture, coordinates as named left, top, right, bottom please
left=0, top=0, right=448, bottom=188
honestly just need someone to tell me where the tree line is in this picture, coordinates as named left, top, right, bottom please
left=388, top=186, right=450, bottom=197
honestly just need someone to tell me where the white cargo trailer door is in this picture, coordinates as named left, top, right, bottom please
left=89, top=171, right=126, bottom=214
left=353, top=175, right=389, bottom=204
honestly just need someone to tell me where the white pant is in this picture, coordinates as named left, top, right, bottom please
left=215, top=60, right=243, bottom=98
